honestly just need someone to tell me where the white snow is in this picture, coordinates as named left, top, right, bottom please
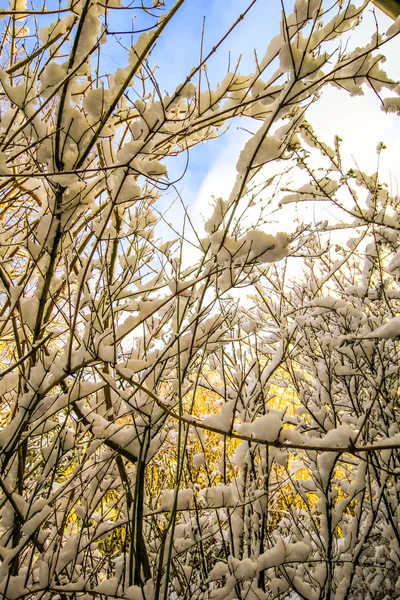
left=193, top=453, right=206, bottom=467
left=236, top=127, right=282, bottom=176
left=159, top=488, right=193, bottom=511
left=203, top=400, right=235, bottom=432
left=258, top=539, right=286, bottom=570
left=206, top=561, right=229, bottom=582
left=200, top=484, right=238, bottom=508
left=367, top=316, right=400, bottom=339
left=93, top=578, right=119, bottom=595
left=238, top=411, right=283, bottom=443
left=208, top=229, right=289, bottom=266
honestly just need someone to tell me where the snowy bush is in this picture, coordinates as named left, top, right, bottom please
left=0, top=0, right=399, bottom=598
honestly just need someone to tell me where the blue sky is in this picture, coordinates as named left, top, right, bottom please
left=10, top=0, right=278, bottom=190
left=146, top=1, right=400, bottom=233
left=6, top=0, right=400, bottom=234
left=101, top=0, right=282, bottom=217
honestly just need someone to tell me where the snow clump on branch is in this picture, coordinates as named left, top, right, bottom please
left=204, top=228, right=289, bottom=266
